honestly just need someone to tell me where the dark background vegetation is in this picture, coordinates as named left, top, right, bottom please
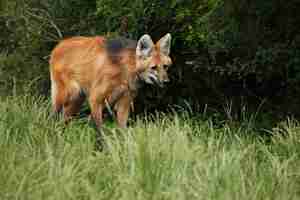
left=1, top=0, right=300, bottom=120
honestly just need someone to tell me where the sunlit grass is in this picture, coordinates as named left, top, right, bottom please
left=0, top=95, right=300, bottom=200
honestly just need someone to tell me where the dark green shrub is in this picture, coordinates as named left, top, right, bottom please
left=0, top=0, right=98, bottom=95
left=1, top=0, right=300, bottom=117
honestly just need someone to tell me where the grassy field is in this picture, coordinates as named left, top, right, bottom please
left=1, top=95, right=300, bottom=200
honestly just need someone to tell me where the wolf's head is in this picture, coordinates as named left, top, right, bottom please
left=136, top=33, right=172, bottom=87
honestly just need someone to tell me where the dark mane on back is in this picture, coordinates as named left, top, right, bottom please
left=106, top=37, right=137, bottom=56
left=105, top=37, right=137, bottom=65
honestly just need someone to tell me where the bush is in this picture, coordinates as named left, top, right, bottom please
left=1, top=0, right=300, bottom=116
left=0, top=0, right=98, bottom=95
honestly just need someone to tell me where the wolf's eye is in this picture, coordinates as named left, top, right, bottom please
left=151, top=65, right=158, bottom=70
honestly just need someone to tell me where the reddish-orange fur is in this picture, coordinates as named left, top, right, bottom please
left=50, top=34, right=172, bottom=128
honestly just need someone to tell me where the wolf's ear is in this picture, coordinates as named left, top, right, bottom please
left=157, top=33, right=171, bottom=56
left=136, top=34, right=154, bottom=58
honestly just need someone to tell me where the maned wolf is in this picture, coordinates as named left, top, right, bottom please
left=50, top=33, right=172, bottom=128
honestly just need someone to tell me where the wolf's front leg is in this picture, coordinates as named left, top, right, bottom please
left=89, top=90, right=105, bottom=129
left=115, top=94, right=131, bottom=128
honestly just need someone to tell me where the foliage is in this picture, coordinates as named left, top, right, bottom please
left=199, top=0, right=300, bottom=88
left=0, top=0, right=97, bottom=96
left=1, top=0, right=300, bottom=116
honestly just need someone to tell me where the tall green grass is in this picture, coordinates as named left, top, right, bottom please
left=1, top=95, right=300, bottom=200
